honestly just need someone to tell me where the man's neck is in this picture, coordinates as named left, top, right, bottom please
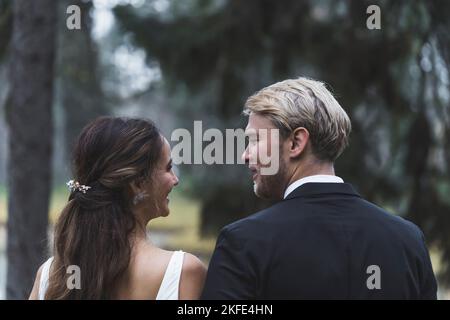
left=286, top=158, right=335, bottom=189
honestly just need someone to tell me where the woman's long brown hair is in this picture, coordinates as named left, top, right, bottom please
left=45, top=116, right=163, bottom=299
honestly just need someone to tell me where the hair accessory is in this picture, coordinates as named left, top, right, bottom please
left=67, top=180, right=91, bottom=194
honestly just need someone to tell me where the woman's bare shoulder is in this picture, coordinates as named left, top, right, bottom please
left=182, top=253, right=207, bottom=273
left=179, top=252, right=207, bottom=300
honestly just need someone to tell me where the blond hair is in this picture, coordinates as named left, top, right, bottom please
left=243, top=77, right=351, bottom=162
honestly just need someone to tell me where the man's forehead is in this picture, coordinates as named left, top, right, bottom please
left=245, top=113, right=277, bottom=132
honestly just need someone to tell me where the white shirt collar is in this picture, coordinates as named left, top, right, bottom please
left=283, top=175, right=344, bottom=199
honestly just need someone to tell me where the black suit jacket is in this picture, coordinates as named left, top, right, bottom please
left=201, top=183, right=437, bottom=299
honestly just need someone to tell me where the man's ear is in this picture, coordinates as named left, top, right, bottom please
left=289, top=127, right=309, bottom=159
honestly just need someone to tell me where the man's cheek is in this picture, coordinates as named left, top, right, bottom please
left=248, top=146, right=258, bottom=166
left=259, top=140, right=280, bottom=175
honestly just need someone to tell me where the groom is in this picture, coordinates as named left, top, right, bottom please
left=201, top=77, right=437, bottom=299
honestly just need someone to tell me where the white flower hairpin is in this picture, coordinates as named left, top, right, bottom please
left=67, top=180, right=91, bottom=194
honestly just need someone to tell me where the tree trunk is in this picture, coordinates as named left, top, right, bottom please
left=7, top=0, right=56, bottom=299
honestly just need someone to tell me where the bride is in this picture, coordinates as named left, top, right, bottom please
left=28, top=116, right=206, bottom=299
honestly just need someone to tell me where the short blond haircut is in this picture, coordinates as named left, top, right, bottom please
left=244, top=77, right=351, bottom=162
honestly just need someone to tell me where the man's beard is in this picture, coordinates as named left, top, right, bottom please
left=253, top=159, right=287, bottom=200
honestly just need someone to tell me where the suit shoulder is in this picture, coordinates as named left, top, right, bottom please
left=220, top=202, right=285, bottom=237
left=359, top=198, right=424, bottom=240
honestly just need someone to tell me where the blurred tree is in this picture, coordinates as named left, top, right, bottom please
left=0, top=0, right=12, bottom=187
left=57, top=0, right=108, bottom=160
left=0, top=0, right=12, bottom=61
left=114, top=0, right=450, bottom=283
left=6, top=0, right=56, bottom=299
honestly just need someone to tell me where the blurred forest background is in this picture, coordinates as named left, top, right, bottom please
left=0, top=0, right=449, bottom=299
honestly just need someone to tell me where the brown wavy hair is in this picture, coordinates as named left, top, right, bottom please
left=45, top=116, right=163, bottom=299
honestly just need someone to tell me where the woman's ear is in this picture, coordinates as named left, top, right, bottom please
left=289, top=127, right=310, bottom=159
left=129, top=180, right=143, bottom=196
left=129, top=179, right=150, bottom=206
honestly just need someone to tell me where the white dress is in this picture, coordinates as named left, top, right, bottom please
left=38, top=250, right=185, bottom=300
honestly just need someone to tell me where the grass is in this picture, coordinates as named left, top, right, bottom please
left=0, top=186, right=217, bottom=260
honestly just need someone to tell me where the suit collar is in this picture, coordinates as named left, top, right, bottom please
left=284, top=182, right=361, bottom=200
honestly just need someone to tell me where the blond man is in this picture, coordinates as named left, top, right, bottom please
left=202, top=77, right=437, bottom=299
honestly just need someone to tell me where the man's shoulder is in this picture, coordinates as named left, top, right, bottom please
left=221, top=195, right=424, bottom=242
left=358, top=197, right=423, bottom=235
left=219, top=201, right=290, bottom=237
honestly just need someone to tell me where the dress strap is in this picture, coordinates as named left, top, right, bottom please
left=38, top=257, right=54, bottom=300
left=156, top=251, right=185, bottom=300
